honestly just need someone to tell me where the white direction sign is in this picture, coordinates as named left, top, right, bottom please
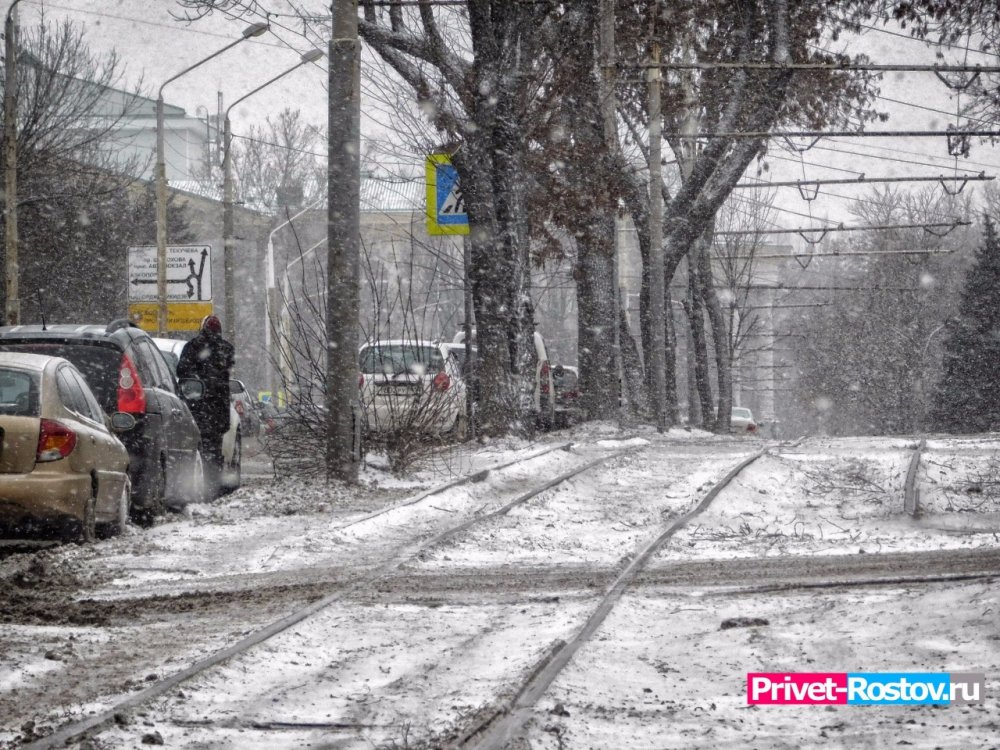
left=127, top=245, right=213, bottom=302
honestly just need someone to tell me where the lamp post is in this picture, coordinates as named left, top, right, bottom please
left=222, top=47, right=323, bottom=343
left=155, top=21, right=268, bottom=336
left=278, top=235, right=327, bottom=393
left=3, top=0, right=24, bottom=326
left=266, top=196, right=325, bottom=401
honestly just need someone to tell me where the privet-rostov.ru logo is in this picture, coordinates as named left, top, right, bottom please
left=747, top=672, right=985, bottom=705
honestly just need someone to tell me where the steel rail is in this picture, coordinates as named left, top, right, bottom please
left=337, top=440, right=576, bottom=530
left=23, top=441, right=640, bottom=750
left=461, top=442, right=786, bottom=749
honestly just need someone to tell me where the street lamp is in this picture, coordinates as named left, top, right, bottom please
left=3, top=0, right=24, bottom=326
left=266, top=196, right=325, bottom=400
left=154, top=21, right=268, bottom=336
left=279, top=235, right=327, bottom=391
left=222, top=47, right=323, bottom=343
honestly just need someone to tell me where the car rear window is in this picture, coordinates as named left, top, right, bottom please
left=0, top=343, right=121, bottom=413
left=0, top=367, right=39, bottom=416
left=359, top=344, right=445, bottom=376
left=732, top=408, right=752, bottom=419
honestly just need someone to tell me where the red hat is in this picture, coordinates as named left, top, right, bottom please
left=201, top=315, right=222, bottom=334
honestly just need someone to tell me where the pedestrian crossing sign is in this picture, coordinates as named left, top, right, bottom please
left=426, top=153, right=469, bottom=235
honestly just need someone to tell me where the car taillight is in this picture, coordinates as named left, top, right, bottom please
left=432, top=371, right=451, bottom=392
left=117, top=354, right=146, bottom=414
left=235, top=399, right=245, bottom=415
left=359, top=374, right=365, bottom=389
left=37, top=419, right=77, bottom=462
left=747, top=423, right=757, bottom=432
left=540, top=361, right=551, bottom=394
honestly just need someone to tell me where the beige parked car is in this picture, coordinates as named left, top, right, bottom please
left=0, top=353, right=132, bottom=542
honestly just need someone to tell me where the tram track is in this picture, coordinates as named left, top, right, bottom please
left=11, top=433, right=998, bottom=750
left=15, top=438, right=645, bottom=750
left=455, top=443, right=776, bottom=749
left=17, top=439, right=772, bottom=749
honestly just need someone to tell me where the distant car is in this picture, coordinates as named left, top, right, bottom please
left=229, top=378, right=260, bottom=438
left=731, top=406, right=758, bottom=434
left=442, top=341, right=478, bottom=413
left=258, top=400, right=288, bottom=436
left=359, top=340, right=467, bottom=438
left=453, top=329, right=555, bottom=429
left=0, top=321, right=205, bottom=525
left=552, top=364, right=582, bottom=428
left=0, top=352, right=133, bottom=541
left=152, top=337, right=242, bottom=494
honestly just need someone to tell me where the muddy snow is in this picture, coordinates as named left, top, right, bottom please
left=1, top=426, right=999, bottom=749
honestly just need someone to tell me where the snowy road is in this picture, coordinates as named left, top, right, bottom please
left=1, top=425, right=998, bottom=749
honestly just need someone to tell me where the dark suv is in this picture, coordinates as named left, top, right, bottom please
left=0, top=320, right=205, bottom=524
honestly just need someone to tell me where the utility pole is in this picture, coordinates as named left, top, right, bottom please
left=648, top=38, right=667, bottom=432
left=3, top=0, right=23, bottom=326
left=599, top=0, right=622, bottom=424
left=327, top=0, right=360, bottom=483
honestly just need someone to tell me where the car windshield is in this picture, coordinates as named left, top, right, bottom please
left=359, top=344, right=445, bottom=376
left=0, top=367, right=39, bottom=416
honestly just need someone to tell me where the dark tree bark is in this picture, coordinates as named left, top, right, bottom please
left=560, top=2, right=618, bottom=421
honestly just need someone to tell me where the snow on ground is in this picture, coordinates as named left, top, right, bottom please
left=4, top=428, right=1000, bottom=749
left=660, top=435, right=1000, bottom=562
left=525, top=579, right=1000, bottom=749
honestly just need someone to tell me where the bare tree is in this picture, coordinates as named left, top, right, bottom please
left=231, top=108, right=325, bottom=212
left=614, top=0, right=882, bottom=428
left=6, top=19, right=145, bottom=184
left=267, top=227, right=467, bottom=477
left=0, top=18, right=180, bottom=321
left=791, top=186, right=975, bottom=435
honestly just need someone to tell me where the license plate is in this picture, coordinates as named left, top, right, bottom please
left=381, top=384, right=419, bottom=396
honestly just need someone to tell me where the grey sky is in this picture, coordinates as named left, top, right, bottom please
left=21, top=0, right=1000, bottom=237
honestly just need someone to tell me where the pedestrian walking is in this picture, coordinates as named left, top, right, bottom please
left=178, top=315, right=235, bottom=497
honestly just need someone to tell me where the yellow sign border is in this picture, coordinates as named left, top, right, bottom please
left=426, top=153, right=469, bottom=236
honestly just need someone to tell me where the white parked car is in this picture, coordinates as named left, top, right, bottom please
left=730, top=406, right=758, bottom=434
left=152, top=338, right=241, bottom=493
left=359, top=340, right=467, bottom=438
left=452, top=329, right=555, bottom=428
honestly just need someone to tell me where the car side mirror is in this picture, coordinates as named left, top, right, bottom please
left=178, top=378, right=204, bottom=401
left=108, top=412, right=137, bottom=432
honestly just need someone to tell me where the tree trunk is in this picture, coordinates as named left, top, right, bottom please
left=687, top=266, right=715, bottom=430
left=694, top=229, right=733, bottom=433
left=619, top=300, right=649, bottom=416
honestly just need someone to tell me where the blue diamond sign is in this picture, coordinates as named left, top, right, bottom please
left=426, top=153, right=469, bottom=235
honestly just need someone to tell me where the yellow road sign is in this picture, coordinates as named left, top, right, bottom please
left=128, top=302, right=214, bottom=332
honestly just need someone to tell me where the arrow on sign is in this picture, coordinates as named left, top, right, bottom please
left=131, top=277, right=196, bottom=287
left=130, top=248, right=210, bottom=300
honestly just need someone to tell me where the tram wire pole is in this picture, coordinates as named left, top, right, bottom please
left=326, top=0, right=361, bottom=483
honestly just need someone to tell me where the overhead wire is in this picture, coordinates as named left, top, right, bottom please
left=853, top=21, right=999, bottom=60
